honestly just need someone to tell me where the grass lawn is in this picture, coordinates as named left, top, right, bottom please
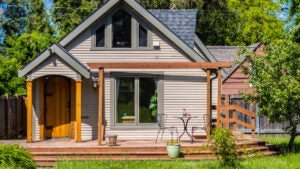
left=54, top=137, right=300, bottom=169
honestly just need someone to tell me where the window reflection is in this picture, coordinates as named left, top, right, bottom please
left=112, top=9, right=131, bottom=48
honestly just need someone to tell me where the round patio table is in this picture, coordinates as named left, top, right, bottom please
left=173, top=116, right=198, bottom=143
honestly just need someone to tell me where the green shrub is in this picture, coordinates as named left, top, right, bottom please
left=210, top=128, right=238, bottom=168
left=0, top=144, right=36, bottom=169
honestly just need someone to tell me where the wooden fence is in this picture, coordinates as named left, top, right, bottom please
left=0, top=95, right=27, bottom=139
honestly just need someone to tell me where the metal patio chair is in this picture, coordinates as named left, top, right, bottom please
left=155, top=114, right=178, bottom=143
left=191, top=114, right=207, bottom=143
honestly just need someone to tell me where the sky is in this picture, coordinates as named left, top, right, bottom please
left=44, top=0, right=53, bottom=12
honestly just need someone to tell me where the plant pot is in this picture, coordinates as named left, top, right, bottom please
left=105, top=134, right=117, bottom=146
left=167, top=144, right=181, bottom=158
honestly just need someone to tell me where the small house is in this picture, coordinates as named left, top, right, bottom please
left=18, top=0, right=232, bottom=143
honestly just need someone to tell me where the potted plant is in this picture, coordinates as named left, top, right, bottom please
left=149, top=90, right=157, bottom=121
left=166, top=139, right=180, bottom=158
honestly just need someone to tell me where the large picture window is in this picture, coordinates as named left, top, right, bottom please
left=114, top=75, right=158, bottom=126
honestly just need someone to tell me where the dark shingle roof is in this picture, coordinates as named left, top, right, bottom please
left=148, top=9, right=197, bottom=48
left=207, top=42, right=261, bottom=78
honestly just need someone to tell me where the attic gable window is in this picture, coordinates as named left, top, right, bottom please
left=96, top=25, right=105, bottom=47
left=139, top=25, right=147, bottom=47
left=112, top=9, right=131, bottom=48
left=93, top=8, right=152, bottom=50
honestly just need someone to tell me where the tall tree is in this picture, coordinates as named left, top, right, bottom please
left=51, top=0, right=101, bottom=37
left=0, top=0, right=54, bottom=95
left=242, top=39, right=300, bottom=150
left=27, top=0, right=53, bottom=34
left=196, top=0, right=238, bottom=45
left=0, top=0, right=28, bottom=46
left=289, top=0, right=300, bottom=42
left=137, top=0, right=171, bottom=9
left=170, top=0, right=203, bottom=9
left=227, top=0, right=284, bottom=45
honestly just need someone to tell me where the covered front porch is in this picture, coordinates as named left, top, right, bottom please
left=23, top=60, right=234, bottom=144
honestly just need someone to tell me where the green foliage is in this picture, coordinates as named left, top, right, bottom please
left=290, top=0, right=300, bottom=17
left=196, top=0, right=238, bottom=45
left=210, top=128, right=238, bottom=168
left=170, top=0, right=203, bottom=9
left=289, top=0, right=300, bottom=43
left=242, top=38, right=300, bottom=150
left=54, top=147, right=300, bottom=169
left=27, top=0, right=54, bottom=34
left=262, top=136, right=300, bottom=153
left=149, top=90, right=157, bottom=117
left=196, top=0, right=284, bottom=45
left=51, top=0, right=101, bottom=37
left=6, top=31, right=54, bottom=66
left=227, top=0, right=284, bottom=45
left=0, top=0, right=27, bottom=44
left=137, top=0, right=171, bottom=9
left=0, top=57, right=26, bottom=95
left=167, top=139, right=179, bottom=145
left=0, top=144, right=37, bottom=169
left=0, top=31, right=54, bottom=95
left=117, top=101, right=134, bottom=123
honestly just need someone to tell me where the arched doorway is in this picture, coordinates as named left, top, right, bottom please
left=44, top=76, right=71, bottom=139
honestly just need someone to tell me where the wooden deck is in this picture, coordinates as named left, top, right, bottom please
left=0, top=133, right=281, bottom=167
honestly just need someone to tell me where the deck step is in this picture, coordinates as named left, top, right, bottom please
left=28, top=141, right=281, bottom=167
left=28, top=143, right=278, bottom=167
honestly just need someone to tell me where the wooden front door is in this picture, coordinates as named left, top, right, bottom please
left=45, top=77, right=70, bottom=138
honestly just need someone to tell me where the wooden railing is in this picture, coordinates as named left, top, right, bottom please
left=217, top=96, right=256, bottom=137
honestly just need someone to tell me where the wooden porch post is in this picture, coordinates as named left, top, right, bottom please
left=216, top=68, right=222, bottom=128
left=75, top=80, right=82, bottom=142
left=98, top=68, right=104, bottom=145
left=206, top=69, right=211, bottom=138
left=38, top=78, right=45, bottom=140
left=26, top=80, right=33, bottom=142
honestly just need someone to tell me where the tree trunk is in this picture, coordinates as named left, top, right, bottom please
left=288, top=133, right=296, bottom=151
left=287, top=124, right=298, bottom=151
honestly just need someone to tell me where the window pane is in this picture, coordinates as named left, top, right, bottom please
left=139, top=25, right=147, bottom=47
left=116, top=77, right=135, bottom=123
left=96, top=25, right=105, bottom=47
left=139, top=77, right=157, bottom=123
left=112, top=9, right=131, bottom=48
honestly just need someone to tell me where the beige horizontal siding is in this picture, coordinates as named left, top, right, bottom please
left=163, top=69, right=207, bottom=139
left=97, top=69, right=207, bottom=140
left=65, top=28, right=191, bottom=64
left=32, top=81, right=39, bottom=141
left=81, top=78, right=99, bottom=141
left=30, top=55, right=78, bottom=80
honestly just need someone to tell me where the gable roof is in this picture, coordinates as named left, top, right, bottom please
left=18, top=43, right=90, bottom=78
left=207, top=42, right=262, bottom=81
left=194, top=35, right=217, bottom=62
left=58, top=0, right=205, bottom=62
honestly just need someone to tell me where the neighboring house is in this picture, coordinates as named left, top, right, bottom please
left=208, top=42, right=263, bottom=96
left=18, top=0, right=232, bottom=143
left=209, top=44, right=300, bottom=134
